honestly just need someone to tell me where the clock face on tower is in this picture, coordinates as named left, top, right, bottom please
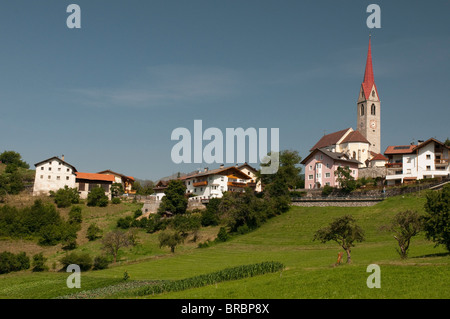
left=370, top=120, right=377, bottom=129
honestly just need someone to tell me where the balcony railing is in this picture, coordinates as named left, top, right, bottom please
left=435, top=159, right=449, bottom=165
left=193, top=181, right=208, bottom=187
left=227, top=181, right=247, bottom=188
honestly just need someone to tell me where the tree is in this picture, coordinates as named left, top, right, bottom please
left=110, top=183, right=124, bottom=198
left=259, top=150, right=303, bottom=190
left=86, top=223, right=103, bottom=241
left=32, top=253, right=48, bottom=272
left=445, top=138, right=450, bottom=147
left=158, top=231, right=183, bottom=253
left=334, top=166, right=357, bottom=194
left=157, top=179, right=187, bottom=215
left=87, top=187, right=109, bottom=207
left=422, top=184, right=450, bottom=251
left=0, top=151, right=29, bottom=169
left=101, top=230, right=131, bottom=263
left=314, top=215, right=365, bottom=263
left=382, top=210, right=423, bottom=259
left=51, top=186, right=80, bottom=208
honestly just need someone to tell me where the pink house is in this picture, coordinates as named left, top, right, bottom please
left=301, top=148, right=360, bottom=189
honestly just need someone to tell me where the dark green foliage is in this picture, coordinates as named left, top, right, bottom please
left=50, top=186, right=80, bottom=208
left=334, top=166, right=357, bottom=194
left=322, top=184, right=334, bottom=196
left=68, top=206, right=83, bottom=225
left=157, top=179, right=187, bottom=215
left=0, top=251, right=30, bottom=274
left=111, top=183, right=124, bottom=198
left=382, top=210, right=423, bottom=259
left=86, top=223, right=102, bottom=241
left=133, top=209, right=143, bottom=219
left=117, top=216, right=134, bottom=229
left=111, top=197, right=121, bottom=204
left=422, top=184, right=450, bottom=251
left=259, top=150, right=303, bottom=190
left=216, top=227, right=229, bottom=242
left=0, top=151, right=29, bottom=169
left=59, top=252, right=93, bottom=271
left=0, top=168, right=25, bottom=195
left=137, top=262, right=284, bottom=296
left=93, top=256, right=110, bottom=270
left=87, top=187, right=109, bottom=207
left=158, top=231, right=183, bottom=253
left=201, top=198, right=221, bottom=226
left=314, top=215, right=365, bottom=263
left=173, top=214, right=201, bottom=239
left=32, top=253, right=48, bottom=272
left=146, top=214, right=169, bottom=233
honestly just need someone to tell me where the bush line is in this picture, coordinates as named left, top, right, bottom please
left=137, top=261, right=284, bottom=296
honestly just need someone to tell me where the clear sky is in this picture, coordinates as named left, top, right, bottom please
left=0, top=0, right=449, bottom=180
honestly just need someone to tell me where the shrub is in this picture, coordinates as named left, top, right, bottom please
left=32, top=253, right=48, bottom=272
left=38, top=224, right=64, bottom=246
left=111, top=197, right=121, bottom=205
left=93, top=256, right=110, bottom=270
left=51, top=186, right=80, bottom=208
left=87, top=187, right=109, bottom=207
left=133, top=209, right=143, bottom=219
left=59, top=252, right=93, bottom=271
left=86, top=223, right=102, bottom=241
left=0, top=251, right=30, bottom=274
left=68, top=206, right=83, bottom=225
left=216, top=227, right=230, bottom=242
left=117, top=216, right=134, bottom=229
left=322, top=184, right=334, bottom=196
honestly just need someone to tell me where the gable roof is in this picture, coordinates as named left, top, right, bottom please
left=384, top=145, right=416, bottom=155
left=237, top=163, right=258, bottom=173
left=180, top=165, right=251, bottom=180
left=34, top=156, right=77, bottom=173
left=301, top=148, right=361, bottom=165
left=76, top=172, right=115, bottom=182
left=412, top=138, right=449, bottom=151
left=309, top=128, right=352, bottom=151
left=97, top=170, right=135, bottom=181
left=341, top=130, right=370, bottom=144
left=369, top=153, right=388, bottom=161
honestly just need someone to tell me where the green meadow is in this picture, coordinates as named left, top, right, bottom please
left=0, top=192, right=449, bottom=299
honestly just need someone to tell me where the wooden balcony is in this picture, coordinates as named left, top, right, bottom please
left=193, top=181, right=208, bottom=187
left=435, top=159, right=449, bottom=165
left=227, top=181, right=247, bottom=188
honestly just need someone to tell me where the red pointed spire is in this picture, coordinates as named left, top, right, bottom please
left=361, top=36, right=378, bottom=99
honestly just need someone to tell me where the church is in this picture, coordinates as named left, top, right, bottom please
left=301, top=37, right=386, bottom=189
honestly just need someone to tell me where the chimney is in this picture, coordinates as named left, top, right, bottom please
left=204, top=167, right=208, bottom=172
left=61, top=155, right=65, bottom=161
left=418, top=140, right=424, bottom=145
left=220, top=164, right=224, bottom=168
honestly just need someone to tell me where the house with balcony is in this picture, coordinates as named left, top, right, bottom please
left=181, top=164, right=253, bottom=199
left=97, top=170, right=135, bottom=194
left=384, top=138, right=450, bottom=185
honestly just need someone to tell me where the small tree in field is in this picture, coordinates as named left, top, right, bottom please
left=422, top=184, right=450, bottom=251
left=158, top=231, right=183, bottom=253
left=101, top=231, right=131, bottom=263
left=314, top=215, right=365, bottom=263
left=87, top=187, right=109, bottom=207
left=382, top=210, right=423, bottom=259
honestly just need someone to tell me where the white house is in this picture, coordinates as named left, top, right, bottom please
left=181, top=165, right=252, bottom=199
left=384, top=138, right=450, bottom=185
left=33, top=156, right=77, bottom=196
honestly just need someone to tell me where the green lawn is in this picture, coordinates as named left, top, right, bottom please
left=0, top=192, right=449, bottom=299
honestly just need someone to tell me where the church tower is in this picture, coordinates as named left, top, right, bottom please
left=357, top=36, right=381, bottom=154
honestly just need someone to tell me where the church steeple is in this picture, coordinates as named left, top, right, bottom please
left=361, top=36, right=378, bottom=100
left=357, top=36, right=381, bottom=155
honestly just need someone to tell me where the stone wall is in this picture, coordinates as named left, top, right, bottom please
left=358, top=167, right=387, bottom=179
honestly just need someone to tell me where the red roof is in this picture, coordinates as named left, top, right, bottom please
left=369, top=153, right=388, bottom=161
left=384, top=145, right=416, bottom=155
left=309, top=128, right=351, bottom=151
left=341, top=130, right=370, bottom=144
left=76, top=172, right=115, bottom=182
left=361, top=37, right=379, bottom=100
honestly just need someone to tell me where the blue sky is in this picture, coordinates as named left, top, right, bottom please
left=0, top=0, right=449, bottom=180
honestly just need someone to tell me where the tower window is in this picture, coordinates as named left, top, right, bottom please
left=371, top=104, right=376, bottom=115
left=372, top=91, right=375, bottom=97
left=360, top=104, right=364, bottom=116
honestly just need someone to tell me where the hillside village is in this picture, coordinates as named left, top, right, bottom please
left=24, top=37, right=449, bottom=206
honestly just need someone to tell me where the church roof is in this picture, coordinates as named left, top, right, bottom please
left=341, top=130, right=371, bottom=144
left=361, top=37, right=379, bottom=99
left=309, top=128, right=352, bottom=151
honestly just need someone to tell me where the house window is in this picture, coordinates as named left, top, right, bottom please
left=40, top=175, right=43, bottom=179
left=41, top=167, right=44, bottom=170
left=326, top=182, right=330, bottom=186
left=194, top=188, right=197, bottom=192
left=325, top=173, right=331, bottom=178
left=101, top=184, right=109, bottom=192
left=309, top=165, right=312, bottom=171
left=308, top=175, right=313, bottom=180
left=48, top=167, right=52, bottom=171
left=67, top=168, right=70, bottom=172
left=426, top=166, right=431, bottom=171
left=326, top=163, right=330, bottom=168
left=371, top=104, right=376, bottom=115
left=221, top=177, right=224, bottom=181
left=79, top=183, right=85, bottom=191
left=66, top=176, right=70, bottom=181
left=57, top=176, right=60, bottom=180
left=426, top=154, right=431, bottom=160
left=58, top=168, right=61, bottom=171
left=48, top=176, right=51, bottom=179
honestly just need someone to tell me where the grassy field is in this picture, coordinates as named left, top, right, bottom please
left=0, top=192, right=449, bottom=299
